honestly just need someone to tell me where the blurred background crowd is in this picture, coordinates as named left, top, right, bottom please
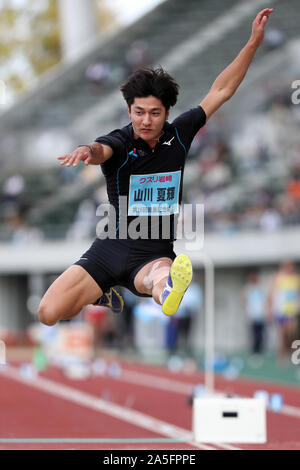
left=3, top=72, right=300, bottom=242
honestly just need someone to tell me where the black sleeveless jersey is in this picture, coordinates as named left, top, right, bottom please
left=94, top=106, right=206, bottom=241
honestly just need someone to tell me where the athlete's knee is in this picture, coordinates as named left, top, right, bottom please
left=140, top=260, right=171, bottom=292
left=38, top=300, right=61, bottom=326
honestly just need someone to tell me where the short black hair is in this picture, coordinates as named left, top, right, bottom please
left=120, top=66, right=179, bottom=111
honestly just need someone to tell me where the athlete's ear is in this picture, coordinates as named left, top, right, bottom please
left=166, top=109, right=170, bottom=121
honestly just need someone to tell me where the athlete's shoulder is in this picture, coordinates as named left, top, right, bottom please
left=97, top=123, right=131, bottom=142
left=171, top=106, right=207, bottom=128
left=169, top=106, right=207, bottom=148
left=95, top=123, right=133, bottom=155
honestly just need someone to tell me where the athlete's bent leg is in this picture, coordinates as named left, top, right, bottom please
left=134, top=258, right=172, bottom=304
left=134, top=254, right=193, bottom=316
left=38, top=265, right=103, bottom=326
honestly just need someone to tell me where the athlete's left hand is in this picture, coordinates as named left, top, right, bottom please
left=250, top=8, right=274, bottom=47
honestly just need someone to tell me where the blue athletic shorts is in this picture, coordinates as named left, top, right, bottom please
left=74, top=238, right=176, bottom=297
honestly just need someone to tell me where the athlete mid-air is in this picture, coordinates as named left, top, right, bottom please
left=38, top=9, right=273, bottom=326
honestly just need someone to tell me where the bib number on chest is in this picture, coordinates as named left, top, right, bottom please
left=128, top=171, right=181, bottom=216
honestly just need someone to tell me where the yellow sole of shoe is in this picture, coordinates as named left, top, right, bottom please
left=162, top=254, right=193, bottom=316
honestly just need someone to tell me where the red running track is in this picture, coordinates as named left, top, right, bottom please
left=0, top=358, right=299, bottom=450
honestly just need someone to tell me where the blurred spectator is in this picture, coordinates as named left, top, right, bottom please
left=257, top=142, right=271, bottom=165
left=5, top=209, right=43, bottom=246
left=188, top=127, right=209, bottom=160
left=259, top=204, right=282, bottom=232
left=242, top=205, right=264, bottom=231
left=165, top=281, right=202, bottom=354
left=124, top=40, right=150, bottom=75
left=1, top=174, right=25, bottom=204
left=267, top=261, right=300, bottom=364
left=202, top=161, right=232, bottom=190
left=83, top=304, right=118, bottom=355
left=118, top=288, right=137, bottom=349
left=287, top=170, right=300, bottom=201
left=264, top=25, right=285, bottom=50
left=83, top=305, right=107, bottom=356
left=241, top=272, right=267, bottom=356
left=59, top=164, right=80, bottom=184
left=66, top=198, right=97, bottom=241
left=278, top=196, right=300, bottom=226
left=177, top=282, right=202, bottom=351
left=133, top=298, right=167, bottom=352
left=11, top=221, right=43, bottom=246
left=165, top=316, right=179, bottom=354
left=85, top=62, right=112, bottom=94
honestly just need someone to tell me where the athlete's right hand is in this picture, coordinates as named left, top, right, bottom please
left=57, top=145, right=94, bottom=167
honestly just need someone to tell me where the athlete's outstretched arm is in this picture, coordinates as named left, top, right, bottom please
left=57, top=142, right=113, bottom=167
left=200, top=8, right=274, bottom=121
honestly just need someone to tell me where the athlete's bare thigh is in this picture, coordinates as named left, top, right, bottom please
left=38, top=265, right=103, bottom=325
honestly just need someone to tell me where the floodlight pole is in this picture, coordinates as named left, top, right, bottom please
left=58, top=0, right=99, bottom=62
left=199, top=252, right=215, bottom=395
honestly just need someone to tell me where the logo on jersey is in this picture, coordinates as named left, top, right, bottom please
left=129, top=148, right=138, bottom=158
left=162, top=137, right=175, bottom=146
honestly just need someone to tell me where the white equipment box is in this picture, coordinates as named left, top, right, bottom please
left=193, top=395, right=267, bottom=443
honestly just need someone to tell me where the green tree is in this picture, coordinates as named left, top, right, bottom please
left=26, top=0, right=61, bottom=76
left=95, top=0, right=119, bottom=33
left=0, top=0, right=117, bottom=101
left=0, top=0, right=61, bottom=98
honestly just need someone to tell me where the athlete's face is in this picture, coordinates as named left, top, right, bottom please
left=128, top=96, right=169, bottom=147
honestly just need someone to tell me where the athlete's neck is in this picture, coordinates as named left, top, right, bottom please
left=133, top=129, right=164, bottom=149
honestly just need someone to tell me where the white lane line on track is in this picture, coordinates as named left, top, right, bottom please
left=1, top=366, right=216, bottom=451
left=282, top=405, right=300, bottom=419
left=122, top=370, right=195, bottom=394
left=0, top=438, right=190, bottom=444
left=120, top=368, right=300, bottom=421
